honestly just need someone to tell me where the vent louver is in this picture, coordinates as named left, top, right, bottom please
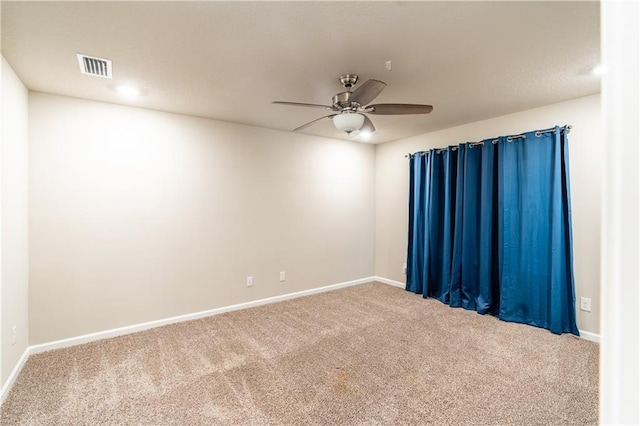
left=77, top=54, right=112, bottom=78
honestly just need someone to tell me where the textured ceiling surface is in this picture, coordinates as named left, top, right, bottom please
left=1, top=1, right=600, bottom=143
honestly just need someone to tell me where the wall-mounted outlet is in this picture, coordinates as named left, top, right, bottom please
left=279, top=271, right=286, bottom=282
left=12, top=325, right=17, bottom=345
left=403, top=262, right=407, bottom=275
left=580, top=297, right=592, bottom=312
left=246, top=276, right=253, bottom=287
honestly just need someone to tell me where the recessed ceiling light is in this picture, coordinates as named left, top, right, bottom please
left=591, top=64, right=606, bottom=75
left=359, top=130, right=372, bottom=141
left=116, top=85, right=140, bottom=97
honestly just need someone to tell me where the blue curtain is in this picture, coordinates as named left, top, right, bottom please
left=406, top=126, right=578, bottom=335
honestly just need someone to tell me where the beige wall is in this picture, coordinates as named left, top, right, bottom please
left=28, top=93, right=375, bottom=344
left=375, top=94, right=602, bottom=334
left=1, top=57, right=30, bottom=386
left=22, top=91, right=602, bottom=344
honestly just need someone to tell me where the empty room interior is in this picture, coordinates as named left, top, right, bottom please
left=1, top=1, right=638, bottom=424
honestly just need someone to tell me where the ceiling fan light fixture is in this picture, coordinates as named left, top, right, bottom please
left=334, top=113, right=365, bottom=133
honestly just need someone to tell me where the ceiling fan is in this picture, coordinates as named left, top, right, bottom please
left=272, top=74, right=433, bottom=135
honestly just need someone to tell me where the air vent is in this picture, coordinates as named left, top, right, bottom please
left=77, top=54, right=112, bottom=78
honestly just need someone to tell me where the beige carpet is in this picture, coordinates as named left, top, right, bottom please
left=1, top=282, right=598, bottom=425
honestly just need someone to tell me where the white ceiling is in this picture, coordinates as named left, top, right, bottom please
left=1, top=1, right=600, bottom=144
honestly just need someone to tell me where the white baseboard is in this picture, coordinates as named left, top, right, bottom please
left=579, top=329, right=600, bottom=343
left=0, top=347, right=30, bottom=404
left=30, top=276, right=377, bottom=355
left=373, top=276, right=405, bottom=288
left=374, top=276, right=600, bottom=344
left=3, top=275, right=598, bottom=405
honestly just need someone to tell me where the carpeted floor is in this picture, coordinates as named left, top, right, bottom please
left=1, top=282, right=598, bottom=425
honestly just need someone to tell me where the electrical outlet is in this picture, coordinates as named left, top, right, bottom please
left=246, top=276, right=253, bottom=287
left=403, top=262, right=407, bottom=275
left=12, top=325, right=17, bottom=345
left=279, top=271, right=286, bottom=282
left=580, top=297, right=592, bottom=312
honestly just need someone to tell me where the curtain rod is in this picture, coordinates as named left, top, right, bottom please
left=404, top=125, right=572, bottom=158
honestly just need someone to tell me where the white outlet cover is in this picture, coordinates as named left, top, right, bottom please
left=580, top=297, right=591, bottom=312
left=246, top=276, right=253, bottom=287
left=279, top=271, right=286, bottom=282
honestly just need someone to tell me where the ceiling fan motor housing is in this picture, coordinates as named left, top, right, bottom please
left=332, top=92, right=356, bottom=109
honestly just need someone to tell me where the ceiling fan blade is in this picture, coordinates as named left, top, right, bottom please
left=293, top=114, right=337, bottom=131
left=361, top=115, right=376, bottom=133
left=366, top=104, right=433, bottom=115
left=349, top=79, right=386, bottom=106
left=273, top=101, right=334, bottom=110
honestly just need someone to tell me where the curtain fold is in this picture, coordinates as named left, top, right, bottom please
left=406, top=126, right=578, bottom=335
left=406, top=152, right=427, bottom=295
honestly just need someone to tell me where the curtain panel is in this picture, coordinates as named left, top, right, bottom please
left=406, top=126, right=579, bottom=335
